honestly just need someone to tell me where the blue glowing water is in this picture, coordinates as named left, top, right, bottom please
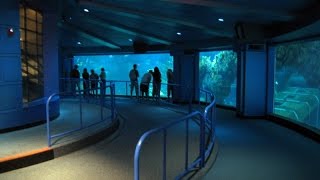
left=74, top=53, right=173, bottom=96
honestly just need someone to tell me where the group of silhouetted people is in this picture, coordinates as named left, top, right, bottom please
left=129, top=64, right=174, bottom=101
left=70, top=65, right=107, bottom=97
left=70, top=64, right=174, bottom=100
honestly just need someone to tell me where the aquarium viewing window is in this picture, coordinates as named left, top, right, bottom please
left=73, top=53, right=173, bottom=97
left=274, top=40, right=320, bottom=131
left=199, top=50, right=237, bottom=107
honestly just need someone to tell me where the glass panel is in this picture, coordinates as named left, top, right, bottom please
left=20, top=16, right=25, bottom=28
left=38, top=57, right=43, bottom=65
left=37, top=34, right=42, bottom=45
left=22, top=76, right=29, bottom=102
left=29, top=83, right=43, bottom=101
left=26, top=19, right=36, bottom=31
left=19, top=7, right=25, bottom=17
left=22, top=64, right=27, bottom=75
left=26, top=30, right=37, bottom=44
left=37, top=13, right=43, bottom=23
left=199, top=50, right=237, bottom=106
left=28, top=66, right=38, bottom=76
left=20, top=30, right=25, bottom=41
left=73, top=54, right=174, bottom=96
left=28, top=59, right=38, bottom=68
left=20, top=6, right=44, bottom=102
left=20, top=41, right=25, bottom=50
left=274, top=41, right=320, bottom=130
left=38, top=46, right=43, bottom=55
left=37, top=23, right=42, bottom=33
left=26, top=8, right=36, bottom=20
left=26, top=43, right=37, bottom=55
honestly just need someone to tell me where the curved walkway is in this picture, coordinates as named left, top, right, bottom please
left=0, top=99, right=199, bottom=179
left=1, top=99, right=320, bottom=180
left=0, top=99, right=112, bottom=158
left=204, top=109, right=320, bottom=180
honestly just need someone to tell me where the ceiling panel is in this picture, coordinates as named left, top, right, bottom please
left=25, top=0, right=320, bottom=52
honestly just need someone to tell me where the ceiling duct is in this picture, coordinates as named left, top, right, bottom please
left=235, top=23, right=266, bottom=42
left=133, top=41, right=149, bottom=54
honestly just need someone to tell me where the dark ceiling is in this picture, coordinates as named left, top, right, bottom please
left=25, top=0, right=320, bottom=53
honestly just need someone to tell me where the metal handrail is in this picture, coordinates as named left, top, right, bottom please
left=203, top=95, right=216, bottom=158
left=200, top=88, right=212, bottom=104
left=60, top=78, right=131, bottom=96
left=134, top=111, right=206, bottom=180
left=134, top=92, right=217, bottom=180
left=46, top=83, right=116, bottom=147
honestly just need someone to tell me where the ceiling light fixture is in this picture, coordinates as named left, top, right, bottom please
left=218, top=18, right=224, bottom=22
left=84, top=8, right=89, bottom=13
left=177, top=32, right=182, bottom=36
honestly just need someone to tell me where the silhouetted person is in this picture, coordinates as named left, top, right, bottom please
left=99, top=68, right=107, bottom=96
left=166, top=69, right=174, bottom=101
left=129, top=64, right=139, bottom=98
left=82, top=68, right=89, bottom=96
left=90, top=69, right=99, bottom=97
left=140, top=70, right=153, bottom=99
left=152, top=66, right=161, bottom=100
left=70, top=64, right=80, bottom=95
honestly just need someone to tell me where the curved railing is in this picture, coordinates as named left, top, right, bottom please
left=134, top=92, right=216, bottom=180
left=203, top=95, right=216, bottom=159
left=46, top=83, right=116, bottom=147
left=134, top=111, right=206, bottom=180
left=200, top=88, right=213, bottom=105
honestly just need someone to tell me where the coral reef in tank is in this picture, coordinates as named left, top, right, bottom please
left=199, top=51, right=237, bottom=106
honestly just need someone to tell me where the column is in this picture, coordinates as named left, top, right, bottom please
left=237, top=44, right=268, bottom=117
left=171, top=50, right=199, bottom=103
left=0, top=0, right=22, bottom=112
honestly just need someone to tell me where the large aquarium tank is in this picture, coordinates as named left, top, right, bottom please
left=199, top=50, right=237, bottom=106
left=73, top=53, right=173, bottom=97
left=274, top=40, right=320, bottom=130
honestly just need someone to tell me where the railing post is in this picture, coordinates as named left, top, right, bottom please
left=214, top=101, right=216, bottom=136
left=80, top=92, right=83, bottom=128
left=200, top=114, right=205, bottom=168
left=188, top=86, right=192, bottom=113
left=185, top=118, right=189, bottom=171
left=100, top=91, right=103, bottom=121
left=111, top=83, right=115, bottom=120
left=134, top=139, right=141, bottom=180
left=46, top=95, right=53, bottom=147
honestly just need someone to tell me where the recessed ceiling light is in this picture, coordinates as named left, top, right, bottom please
left=84, top=8, right=89, bottom=13
left=128, top=38, right=133, bottom=42
left=218, top=18, right=224, bottom=22
left=77, top=41, right=81, bottom=45
left=177, top=32, right=182, bottom=35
